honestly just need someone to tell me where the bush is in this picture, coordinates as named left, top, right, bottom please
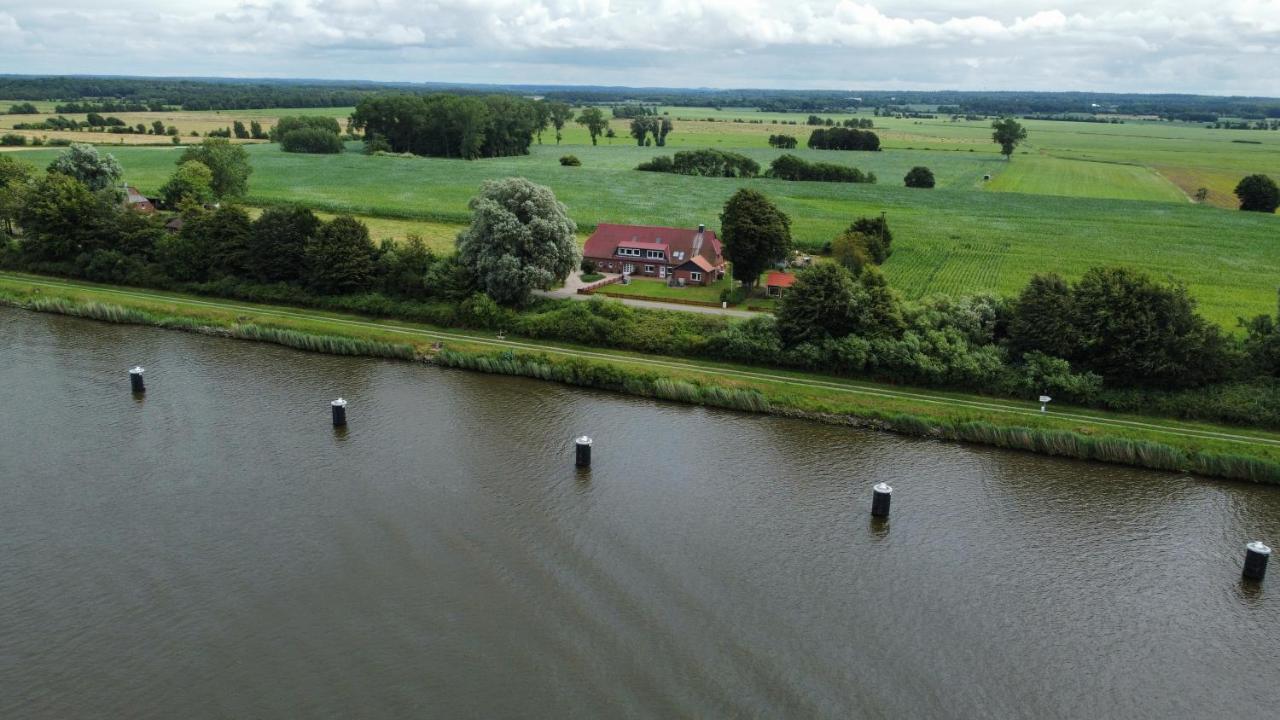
left=559, top=155, right=581, bottom=166
left=281, top=128, right=344, bottom=154
left=766, top=154, right=874, bottom=183
left=580, top=272, right=604, bottom=282
left=904, top=166, right=936, bottom=188
left=1, top=133, right=26, bottom=146
left=638, top=149, right=759, bottom=177
left=580, top=259, right=596, bottom=273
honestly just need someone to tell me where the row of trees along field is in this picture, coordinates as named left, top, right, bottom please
left=4, top=146, right=1280, bottom=427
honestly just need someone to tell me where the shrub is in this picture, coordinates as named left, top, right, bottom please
left=281, top=128, right=344, bottom=154
left=1, top=133, right=26, bottom=146
left=766, top=154, right=874, bottom=183
left=904, top=166, right=936, bottom=188
left=559, top=155, right=581, bottom=166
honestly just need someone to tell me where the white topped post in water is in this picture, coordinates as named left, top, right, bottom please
left=1243, top=541, right=1270, bottom=581
left=129, top=366, right=145, bottom=393
left=871, top=482, right=892, bottom=518
left=1039, top=395, right=1051, bottom=413
left=575, top=435, right=593, bottom=468
left=331, top=398, right=348, bottom=427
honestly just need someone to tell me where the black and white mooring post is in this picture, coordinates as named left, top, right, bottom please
left=575, top=435, right=592, bottom=468
left=871, top=482, right=892, bottom=517
left=129, top=366, right=145, bottom=393
left=1039, top=395, right=1051, bottom=413
left=331, top=397, right=348, bottom=427
left=1243, top=541, right=1270, bottom=581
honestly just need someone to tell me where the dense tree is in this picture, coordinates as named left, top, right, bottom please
left=576, top=108, right=608, bottom=146
left=455, top=177, right=580, bottom=305
left=349, top=94, right=539, bottom=159
left=638, top=149, right=759, bottom=177
left=150, top=120, right=165, bottom=136
left=546, top=102, right=574, bottom=145
left=807, top=127, right=880, bottom=151
left=0, top=154, right=34, bottom=235
left=830, top=230, right=872, bottom=276
left=376, top=234, right=436, bottom=299
left=768, top=134, right=798, bottom=149
left=776, top=264, right=902, bottom=346
left=991, top=118, right=1028, bottom=159
left=904, top=166, right=935, bottom=188
left=720, top=189, right=791, bottom=291
left=181, top=205, right=253, bottom=279
left=232, top=121, right=250, bottom=139
left=848, top=215, right=892, bottom=263
left=280, top=128, right=344, bottom=154
left=17, top=173, right=116, bottom=262
left=629, top=117, right=651, bottom=146
left=47, top=143, right=123, bottom=192
left=1234, top=174, right=1279, bottom=213
left=158, top=160, right=214, bottom=208
left=249, top=206, right=321, bottom=283
left=178, top=138, right=251, bottom=199
left=249, top=120, right=266, bottom=140
left=304, top=215, right=376, bottom=294
left=766, top=154, right=874, bottom=183
left=1007, top=273, right=1077, bottom=360
left=269, top=115, right=342, bottom=141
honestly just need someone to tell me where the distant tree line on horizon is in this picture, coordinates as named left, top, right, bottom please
left=350, top=94, right=543, bottom=159
left=5, top=77, right=1280, bottom=120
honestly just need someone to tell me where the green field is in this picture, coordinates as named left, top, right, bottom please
left=7, top=105, right=1279, bottom=326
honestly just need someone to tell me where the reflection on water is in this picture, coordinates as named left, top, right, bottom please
left=1, top=308, right=1277, bottom=719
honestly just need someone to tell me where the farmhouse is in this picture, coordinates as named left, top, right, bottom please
left=582, top=223, right=725, bottom=286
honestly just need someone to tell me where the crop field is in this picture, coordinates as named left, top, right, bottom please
left=7, top=103, right=1279, bottom=326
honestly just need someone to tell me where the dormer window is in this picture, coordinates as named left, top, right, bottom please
left=646, top=250, right=664, bottom=260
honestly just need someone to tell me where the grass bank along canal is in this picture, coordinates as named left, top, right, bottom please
left=5, top=272, right=1280, bottom=483
left=1, top=308, right=1278, bottom=718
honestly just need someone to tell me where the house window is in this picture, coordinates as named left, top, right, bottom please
left=646, top=250, right=664, bottom=260
left=623, top=263, right=635, bottom=274
left=644, top=265, right=655, bottom=273
left=690, top=271, right=702, bottom=282
left=618, top=248, right=641, bottom=257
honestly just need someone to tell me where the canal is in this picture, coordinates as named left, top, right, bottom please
left=1, top=308, right=1277, bottom=718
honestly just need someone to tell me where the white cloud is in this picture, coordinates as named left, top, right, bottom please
left=1, top=2, right=1278, bottom=93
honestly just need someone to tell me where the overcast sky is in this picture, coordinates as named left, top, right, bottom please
left=2, top=1, right=1278, bottom=95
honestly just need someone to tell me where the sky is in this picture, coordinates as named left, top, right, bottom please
left=1, top=1, right=1278, bottom=95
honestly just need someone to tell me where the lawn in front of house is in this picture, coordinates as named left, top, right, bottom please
left=598, top=275, right=733, bottom=304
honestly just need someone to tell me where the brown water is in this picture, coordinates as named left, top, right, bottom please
left=1, top=308, right=1278, bottom=719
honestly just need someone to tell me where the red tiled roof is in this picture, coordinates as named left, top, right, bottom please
left=766, top=271, right=796, bottom=288
left=677, top=255, right=714, bottom=272
left=583, top=223, right=721, bottom=265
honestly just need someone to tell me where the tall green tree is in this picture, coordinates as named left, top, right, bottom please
left=181, top=205, right=253, bottom=279
left=847, top=215, right=892, bottom=263
left=0, top=154, right=34, bottom=235
left=158, top=160, right=214, bottom=208
left=47, top=143, right=123, bottom=192
left=232, top=121, right=249, bottom=139
left=18, top=173, right=116, bottom=261
left=546, top=102, right=574, bottom=145
left=775, top=264, right=903, bottom=346
left=1234, top=174, right=1279, bottom=213
left=249, top=206, right=321, bottom=283
left=178, top=138, right=251, bottom=199
left=576, top=108, right=608, bottom=146
left=455, top=177, right=580, bottom=305
left=1007, top=273, right=1077, bottom=360
left=719, top=188, right=792, bottom=291
left=991, top=118, right=1027, bottom=160
left=304, top=215, right=376, bottom=294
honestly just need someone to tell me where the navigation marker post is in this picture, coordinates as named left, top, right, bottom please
left=575, top=436, right=592, bottom=468
left=129, top=366, right=145, bottom=393
left=871, top=482, right=892, bottom=518
left=331, top=398, right=348, bottom=427
left=1039, top=395, right=1051, bottom=413
left=1243, top=541, right=1270, bottom=581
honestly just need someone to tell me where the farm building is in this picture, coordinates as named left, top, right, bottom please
left=582, top=223, right=725, bottom=286
left=123, top=186, right=156, bottom=214
left=765, top=271, right=796, bottom=298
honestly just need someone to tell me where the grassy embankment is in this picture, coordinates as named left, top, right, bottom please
left=4, top=270, right=1280, bottom=484
left=5, top=107, right=1277, bottom=325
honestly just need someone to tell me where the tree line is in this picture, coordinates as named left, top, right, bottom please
left=807, top=128, right=881, bottom=151
left=350, top=94, right=543, bottom=159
